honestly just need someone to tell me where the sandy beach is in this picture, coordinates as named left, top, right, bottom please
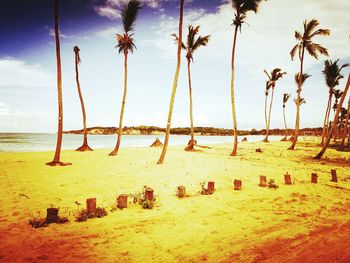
left=0, top=140, right=350, bottom=262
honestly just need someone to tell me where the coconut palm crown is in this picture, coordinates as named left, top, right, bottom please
left=283, top=93, right=291, bottom=108
left=264, top=68, right=287, bottom=89
left=294, top=73, right=311, bottom=86
left=323, top=59, right=349, bottom=90
left=172, top=25, right=210, bottom=62
left=115, top=0, right=141, bottom=55
left=290, top=19, right=330, bottom=61
left=232, top=0, right=264, bottom=31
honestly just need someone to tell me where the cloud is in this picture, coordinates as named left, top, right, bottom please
left=0, top=59, right=54, bottom=88
left=144, top=0, right=350, bottom=74
left=95, top=26, right=122, bottom=38
left=93, top=0, right=169, bottom=20
left=49, top=28, right=67, bottom=38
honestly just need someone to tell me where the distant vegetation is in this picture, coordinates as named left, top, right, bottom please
left=63, top=126, right=323, bottom=137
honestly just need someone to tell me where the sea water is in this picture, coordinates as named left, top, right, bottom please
left=0, top=133, right=283, bottom=152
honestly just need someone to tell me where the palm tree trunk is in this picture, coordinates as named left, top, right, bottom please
left=282, top=105, right=288, bottom=139
left=185, top=58, right=195, bottom=151
left=75, top=51, right=92, bottom=152
left=157, top=0, right=184, bottom=164
left=109, top=51, right=128, bottom=156
left=288, top=47, right=305, bottom=150
left=315, top=73, right=350, bottom=159
left=264, top=93, right=268, bottom=134
left=230, top=25, right=239, bottom=156
left=46, top=0, right=70, bottom=166
left=321, top=92, right=332, bottom=145
left=264, top=87, right=275, bottom=142
left=340, top=96, right=350, bottom=150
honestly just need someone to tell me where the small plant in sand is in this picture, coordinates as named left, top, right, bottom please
left=28, top=207, right=69, bottom=228
left=135, top=186, right=156, bottom=209
left=75, top=207, right=108, bottom=222
left=268, top=179, right=279, bottom=189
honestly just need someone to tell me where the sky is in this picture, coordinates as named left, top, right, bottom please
left=0, top=0, right=349, bottom=133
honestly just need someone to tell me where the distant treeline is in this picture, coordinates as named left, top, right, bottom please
left=63, top=126, right=323, bottom=136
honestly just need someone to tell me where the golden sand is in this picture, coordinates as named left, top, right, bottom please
left=0, top=140, right=350, bottom=262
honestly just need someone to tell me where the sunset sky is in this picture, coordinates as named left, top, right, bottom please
left=0, top=0, right=349, bottom=133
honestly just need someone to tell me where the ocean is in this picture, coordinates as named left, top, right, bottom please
left=0, top=133, right=283, bottom=152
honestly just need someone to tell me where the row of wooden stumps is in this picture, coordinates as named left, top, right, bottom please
left=258, top=169, right=338, bottom=187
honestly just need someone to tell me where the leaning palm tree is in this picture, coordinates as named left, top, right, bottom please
left=288, top=19, right=330, bottom=150
left=172, top=25, right=210, bottom=151
left=230, top=0, right=265, bottom=156
left=157, top=0, right=184, bottom=164
left=332, top=89, right=343, bottom=115
left=281, top=93, right=291, bottom=141
left=320, top=59, right=349, bottom=145
left=73, top=46, right=93, bottom=152
left=109, top=0, right=141, bottom=156
left=340, top=96, right=350, bottom=150
left=263, top=68, right=286, bottom=142
left=315, top=73, right=350, bottom=159
left=46, top=0, right=71, bottom=166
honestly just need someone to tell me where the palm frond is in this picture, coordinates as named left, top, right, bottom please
left=294, top=31, right=302, bottom=40
left=73, top=46, right=81, bottom=64
left=171, top=33, right=186, bottom=50
left=295, top=73, right=311, bottom=86
left=304, top=19, right=319, bottom=37
left=121, top=0, right=141, bottom=33
left=283, top=93, right=291, bottom=104
left=290, top=43, right=300, bottom=61
left=192, top=35, right=210, bottom=51
left=309, top=29, right=330, bottom=38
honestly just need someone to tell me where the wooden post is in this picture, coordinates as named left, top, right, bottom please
left=284, top=172, right=292, bottom=185
left=234, top=179, right=242, bottom=190
left=207, top=182, right=215, bottom=194
left=86, top=198, right=96, bottom=214
left=331, top=169, right=338, bottom=182
left=46, top=208, right=59, bottom=224
left=256, top=148, right=262, bottom=153
left=176, top=186, right=186, bottom=198
left=145, top=187, right=154, bottom=201
left=117, top=194, right=128, bottom=209
left=259, top=176, right=267, bottom=187
left=311, top=173, right=318, bottom=184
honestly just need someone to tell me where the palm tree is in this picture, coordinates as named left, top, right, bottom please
left=172, top=25, right=210, bottom=151
left=320, top=59, right=349, bottom=145
left=230, top=0, right=265, bottom=156
left=340, top=96, right=350, bottom=150
left=332, top=89, right=343, bottom=115
left=157, top=0, right=184, bottom=164
left=109, top=0, right=141, bottom=156
left=264, top=83, right=271, bottom=134
left=74, top=46, right=93, bottom=152
left=315, top=73, right=350, bottom=159
left=288, top=19, right=330, bottom=150
left=281, top=93, right=291, bottom=141
left=46, top=0, right=71, bottom=166
left=263, top=68, right=286, bottom=142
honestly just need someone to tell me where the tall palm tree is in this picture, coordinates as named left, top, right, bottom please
left=46, top=0, right=71, bottom=166
left=157, top=0, right=184, bottom=164
left=172, top=25, right=210, bottom=151
left=320, top=59, right=349, bottom=145
left=315, top=73, right=350, bottom=159
left=230, top=0, right=265, bottom=156
left=74, top=46, right=93, bottom=152
left=288, top=19, right=330, bottom=150
left=263, top=68, right=286, bottom=142
left=109, top=0, right=141, bottom=156
left=281, top=93, right=291, bottom=141
left=264, top=84, right=271, bottom=133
